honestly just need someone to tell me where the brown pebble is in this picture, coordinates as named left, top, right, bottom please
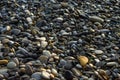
left=0, top=60, right=9, bottom=65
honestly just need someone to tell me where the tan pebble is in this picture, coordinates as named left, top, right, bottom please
left=78, top=56, right=88, bottom=67
left=50, top=73, right=55, bottom=79
left=0, top=60, right=9, bottom=65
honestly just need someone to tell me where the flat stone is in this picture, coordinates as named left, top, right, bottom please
left=89, top=16, right=104, bottom=23
left=7, top=61, right=17, bottom=69
left=106, top=62, right=118, bottom=66
left=31, top=72, right=41, bottom=80
left=41, top=71, right=50, bottom=79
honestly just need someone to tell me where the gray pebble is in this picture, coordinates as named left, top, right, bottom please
left=39, top=55, right=48, bottom=64
left=94, top=50, right=103, bottom=54
left=59, top=59, right=67, bottom=67
left=31, top=72, right=41, bottom=80
left=11, top=29, right=21, bottom=35
left=106, top=62, right=118, bottom=66
left=89, top=16, right=104, bottom=23
left=7, top=61, right=17, bottom=69
left=43, top=50, right=51, bottom=57
left=0, top=68, right=8, bottom=74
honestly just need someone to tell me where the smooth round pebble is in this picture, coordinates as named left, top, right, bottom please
left=7, top=61, right=17, bottom=69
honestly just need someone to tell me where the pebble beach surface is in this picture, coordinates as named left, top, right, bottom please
left=0, top=0, right=120, bottom=80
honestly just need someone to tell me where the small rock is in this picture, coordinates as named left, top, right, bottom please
left=55, top=17, right=63, bottom=22
left=26, top=17, right=33, bottom=24
left=41, top=41, right=48, bottom=48
left=0, top=60, right=8, bottom=65
left=41, top=71, right=50, bottom=79
left=39, top=55, right=48, bottom=64
left=25, top=65, right=33, bottom=75
left=11, top=29, right=21, bottom=35
left=64, top=61, right=73, bottom=69
left=106, top=62, right=118, bottom=66
left=89, top=16, right=104, bottom=23
left=59, top=59, right=67, bottom=67
left=31, top=72, right=41, bottom=80
left=72, top=68, right=81, bottom=76
left=77, top=56, right=88, bottom=67
left=51, top=68, right=58, bottom=76
left=0, top=68, right=8, bottom=74
left=64, top=70, right=74, bottom=80
left=7, top=61, right=17, bottom=69
left=94, top=50, right=104, bottom=54
left=43, top=50, right=51, bottom=57
left=61, top=2, right=68, bottom=7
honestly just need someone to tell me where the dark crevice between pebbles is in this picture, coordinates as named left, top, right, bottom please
left=0, top=0, right=120, bottom=80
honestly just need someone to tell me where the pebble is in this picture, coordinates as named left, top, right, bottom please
left=0, top=68, right=8, bottom=74
left=51, top=68, right=58, bottom=76
left=59, top=59, right=67, bottom=67
left=43, top=50, right=51, bottom=57
left=89, top=16, right=104, bottom=23
left=26, top=17, right=33, bottom=24
left=106, top=62, right=118, bottom=66
left=55, top=17, right=63, bottom=22
left=72, top=68, right=81, bottom=76
left=0, top=60, right=8, bottom=65
left=40, top=41, right=48, bottom=48
left=64, top=70, right=74, bottom=80
left=94, top=50, right=104, bottom=54
left=7, top=61, right=17, bottom=69
left=11, top=29, right=21, bottom=35
left=31, top=72, right=41, bottom=80
left=39, top=55, right=48, bottom=64
left=41, top=71, right=50, bottom=79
